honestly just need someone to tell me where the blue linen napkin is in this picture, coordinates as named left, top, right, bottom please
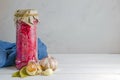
left=0, top=38, right=48, bottom=68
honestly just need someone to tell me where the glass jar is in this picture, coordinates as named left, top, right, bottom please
left=14, top=9, right=39, bottom=69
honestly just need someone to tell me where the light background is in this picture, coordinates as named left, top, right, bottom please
left=0, top=0, right=120, bottom=54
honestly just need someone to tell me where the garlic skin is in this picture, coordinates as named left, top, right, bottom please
left=42, top=69, right=53, bottom=76
left=39, top=56, right=58, bottom=71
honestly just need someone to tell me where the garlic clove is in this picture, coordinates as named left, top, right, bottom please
left=42, top=68, right=53, bottom=76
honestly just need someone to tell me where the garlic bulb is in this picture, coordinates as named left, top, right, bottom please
left=35, top=62, right=42, bottom=75
left=39, top=56, right=58, bottom=71
left=26, top=61, right=37, bottom=76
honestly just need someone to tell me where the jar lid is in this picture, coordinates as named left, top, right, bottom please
left=14, top=9, right=38, bottom=17
left=14, top=9, right=39, bottom=26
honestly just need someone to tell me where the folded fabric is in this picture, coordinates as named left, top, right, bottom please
left=0, top=38, right=48, bottom=68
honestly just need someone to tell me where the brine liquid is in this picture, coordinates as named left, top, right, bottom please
left=16, top=21, right=38, bottom=69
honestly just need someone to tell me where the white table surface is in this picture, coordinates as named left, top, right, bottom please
left=1, top=54, right=120, bottom=80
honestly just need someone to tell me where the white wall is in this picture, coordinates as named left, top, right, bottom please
left=0, top=0, right=120, bottom=54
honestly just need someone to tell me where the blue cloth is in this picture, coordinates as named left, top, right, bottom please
left=0, top=38, right=48, bottom=68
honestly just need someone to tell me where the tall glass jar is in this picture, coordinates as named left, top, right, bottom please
left=14, top=9, right=39, bottom=69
